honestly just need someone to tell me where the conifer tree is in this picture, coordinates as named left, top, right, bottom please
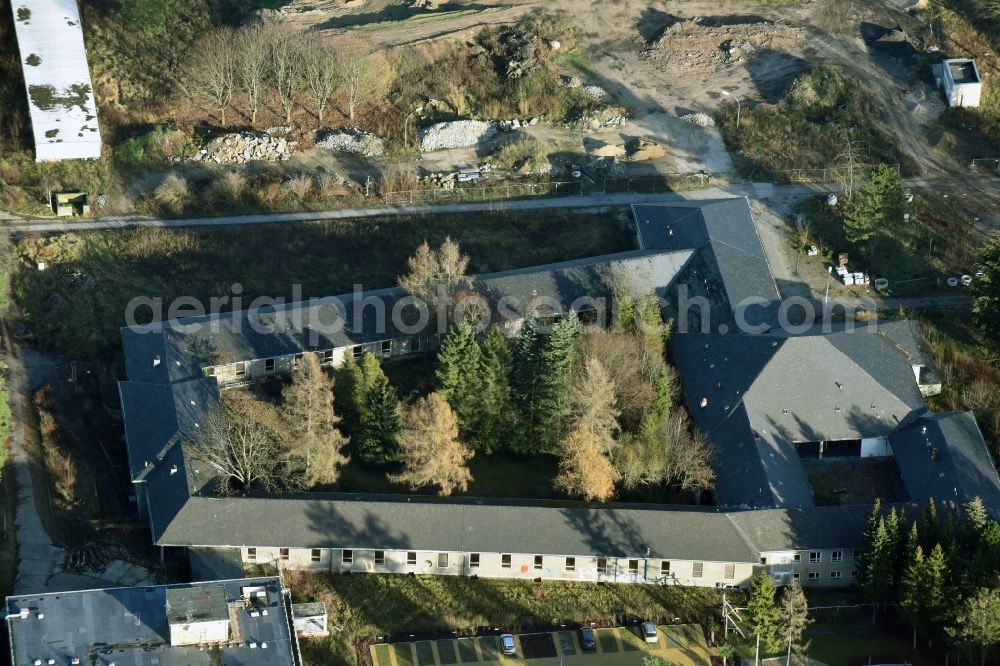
left=435, top=321, right=482, bottom=433
left=281, top=353, right=349, bottom=486
left=391, top=393, right=473, bottom=496
left=334, top=351, right=387, bottom=433
left=779, top=580, right=812, bottom=663
left=901, top=543, right=949, bottom=648
left=358, top=375, right=402, bottom=466
left=475, top=328, right=516, bottom=453
left=920, top=498, right=940, bottom=552
left=747, top=571, right=782, bottom=654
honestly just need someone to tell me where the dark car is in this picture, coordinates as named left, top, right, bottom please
left=579, top=627, right=596, bottom=650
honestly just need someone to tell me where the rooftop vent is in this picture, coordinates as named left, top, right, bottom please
left=835, top=382, right=843, bottom=390
left=700, top=397, right=708, bottom=408
left=170, top=464, right=178, bottom=475
left=153, top=355, right=161, bottom=367
left=921, top=426, right=928, bottom=435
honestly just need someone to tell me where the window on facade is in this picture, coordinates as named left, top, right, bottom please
left=265, top=358, right=275, bottom=372
left=760, top=556, right=767, bottom=565
left=793, top=573, right=800, bottom=581
left=311, top=549, right=321, bottom=563
left=808, top=572, right=820, bottom=580
left=501, top=554, right=512, bottom=569
left=279, top=548, right=289, bottom=561
left=375, top=551, right=385, bottom=566
left=247, top=548, right=257, bottom=561
left=596, top=558, right=607, bottom=574
left=438, top=553, right=449, bottom=568
left=809, top=551, right=821, bottom=563
left=407, top=552, right=417, bottom=566
left=724, top=564, right=735, bottom=579
left=660, top=561, right=671, bottom=576
left=692, top=562, right=704, bottom=578
left=851, top=570, right=859, bottom=578
left=236, top=363, right=247, bottom=377
left=342, top=550, right=353, bottom=565
left=831, top=550, right=843, bottom=562
left=534, top=555, right=543, bottom=570
left=323, top=350, right=334, bottom=362
left=628, top=559, right=639, bottom=574
left=411, top=337, right=421, bottom=352
left=565, top=557, right=575, bottom=572
left=853, top=549, right=861, bottom=560
left=381, top=340, right=392, bottom=356
left=352, top=345, right=363, bottom=359
left=470, top=553, right=480, bottom=568
left=293, top=354, right=303, bottom=369
left=830, top=571, right=842, bottom=580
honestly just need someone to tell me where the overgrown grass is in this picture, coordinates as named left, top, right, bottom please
left=718, top=67, right=901, bottom=179
left=795, top=187, right=978, bottom=280
left=12, top=208, right=637, bottom=359
left=285, top=571, right=719, bottom=666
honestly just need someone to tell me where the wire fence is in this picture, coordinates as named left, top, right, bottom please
left=970, top=158, right=1000, bottom=175
left=601, top=172, right=715, bottom=193
left=765, top=163, right=898, bottom=184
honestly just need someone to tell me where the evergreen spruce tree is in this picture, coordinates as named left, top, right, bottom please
left=434, top=321, right=482, bottom=433
left=902, top=543, right=950, bottom=648
left=886, top=507, right=906, bottom=587
left=512, top=312, right=581, bottom=452
left=747, top=571, right=782, bottom=654
left=920, top=498, right=940, bottom=552
left=779, top=580, right=812, bottom=662
left=475, top=328, right=516, bottom=453
left=358, top=375, right=402, bottom=466
left=333, top=354, right=362, bottom=432
left=862, top=516, right=895, bottom=617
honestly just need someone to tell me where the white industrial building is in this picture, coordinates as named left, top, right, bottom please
left=10, top=0, right=102, bottom=160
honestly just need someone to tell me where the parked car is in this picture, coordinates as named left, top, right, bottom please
left=579, top=627, right=596, bottom=650
left=500, top=634, right=516, bottom=655
left=642, top=622, right=658, bottom=643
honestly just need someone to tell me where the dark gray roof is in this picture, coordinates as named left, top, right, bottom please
left=5, top=577, right=296, bottom=666
left=122, top=249, right=692, bottom=384
left=189, top=547, right=247, bottom=582
left=155, top=494, right=759, bottom=562
left=632, top=198, right=780, bottom=331
left=673, top=329, right=928, bottom=508
left=890, top=412, right=1000, bottom=512
left=729, top=504, right=877, bottom=552
left=165, top=583, right=228, bottom=623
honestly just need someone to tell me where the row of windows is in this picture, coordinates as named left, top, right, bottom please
left=761, top=549, right=858, bottom=565
left=227, top=340, right=423, bottom=378
left=247, top=548, right=735, bottom=578
left=782, top=571, right=857, bottom=582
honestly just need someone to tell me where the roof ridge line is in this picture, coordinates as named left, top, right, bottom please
left=725, top=511, right=761, bottom=557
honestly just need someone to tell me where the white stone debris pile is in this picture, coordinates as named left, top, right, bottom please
left=419, top=120, right=498, bottom=151
left=681, top=113, right=716, bottom=127
left=188, top=131, right=296, bottom=164
left=315, top=129, right=386, bottom=157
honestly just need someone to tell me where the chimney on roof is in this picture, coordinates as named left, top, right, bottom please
left=700, top=397, right=708, bottom=408
left=153, top=354, right=161, bottom=367
left=668, top=226, right=674, bottom=236
left=170, top=464, right=178, bottom=475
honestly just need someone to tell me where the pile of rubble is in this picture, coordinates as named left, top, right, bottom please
left=642, top=19, right=806, bottom=76
left=187, top=131, right=296, bottom=164
left=419, top=167, right=491, bottom=189
left=575, top=108, right=629, bottom=130
left=476, top=25, right=542, bottom=79
left=315, top=129, right=386, bottom=157
left=420, top=120, right=498, bottom=151
left=681, top=112, right=716, bottom=127
left=497, top=117, right=540, bottom=131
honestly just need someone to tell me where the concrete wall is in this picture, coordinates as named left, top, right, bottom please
left=169, top=619, right=229, bottom=646
left=760, top=547, right=859, bottom=587
left=241, top=546, right=756, bottom=588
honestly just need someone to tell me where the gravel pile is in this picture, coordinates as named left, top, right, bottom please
left=583, top=85, right=609, bottom=101
left=419, top=120, right=497, bottom=151
left=681, top=113, right=716, bottom=127
left=315, top=129, right=386, bottom=157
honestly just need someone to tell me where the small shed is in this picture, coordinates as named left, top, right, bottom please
left=937, top=58, right=982, bottom=108
left=51, top=190, right=89, bottom=216
left=291, top=601, right=329, bottom=637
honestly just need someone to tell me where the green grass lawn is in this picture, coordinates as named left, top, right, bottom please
left=287, top=571, right=719, bottom=666
left=13, top=208, right=637, bottom=360
left=804, top=622, right=946, bottom=666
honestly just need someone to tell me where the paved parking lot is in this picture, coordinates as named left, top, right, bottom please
left=370, top=624, right=715, bottom=666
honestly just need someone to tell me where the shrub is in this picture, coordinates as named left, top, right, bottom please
left=284, top=174, right=313, bottom=201
left=121, top=0, right=176, bottom=37
left=153, top=172, right=189, bottom=215
left=492, top=137, right=551, bottom=173
left=208, top=171, right=247, bottom=206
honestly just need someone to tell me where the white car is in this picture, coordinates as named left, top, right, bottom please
left=500, top=634, right=516, bottom=655
left=642, top=622, right=658, bottom=643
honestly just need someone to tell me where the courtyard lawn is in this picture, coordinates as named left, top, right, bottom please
left=285, top=571, right=719, bottom=666
left=12, top=208, right=637, bottom=359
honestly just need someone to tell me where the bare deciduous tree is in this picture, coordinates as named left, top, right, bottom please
left=302, top=35, right=338, bottom=124
left=614, top=411, right=714, bottom=493
left=268, top=28, right=302, bottom=127
left=334, top=48, right=379, bottom=122
left=188, top=28, right=237, bottom=125
left=390, top=393, right=473, bottom=496
left=281, top=353, right=349, bottom=487
left=188, top=400, right=286, bottom=494
left=236, top=24, right=270, bottom=126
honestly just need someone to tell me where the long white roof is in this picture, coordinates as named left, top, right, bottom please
left=11, top=0, right=102, bottom=161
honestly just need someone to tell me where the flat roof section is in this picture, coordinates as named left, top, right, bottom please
left=947, top=59, right=980, bottom=85
left=10, top=0, right=102, bottom=161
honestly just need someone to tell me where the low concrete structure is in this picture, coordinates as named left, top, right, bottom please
left=938, top=58, right=982, bottom=108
